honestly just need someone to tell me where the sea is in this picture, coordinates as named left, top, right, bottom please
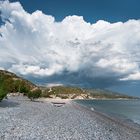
left=75, top=99, right=140, bottom=125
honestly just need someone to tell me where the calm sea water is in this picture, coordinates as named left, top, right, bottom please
left=75, top=99, right=140, bottom=125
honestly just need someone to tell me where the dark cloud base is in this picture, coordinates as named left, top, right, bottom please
left=23, top=71, right=127, bottom=88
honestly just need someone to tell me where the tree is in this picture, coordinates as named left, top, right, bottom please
left=27, top=89, right=41, bottom=101
left=19, top=81, right=30, bottom=94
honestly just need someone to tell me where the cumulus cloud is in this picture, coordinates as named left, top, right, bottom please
left=0, top=1, right=140, bottom=87
left=120, top=72, right=140, bottom=81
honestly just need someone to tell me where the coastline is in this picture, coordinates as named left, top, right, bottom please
left=42, top=97, right=140, bottom=128
left=0, top=96, right=140, bottom=140
left=71, top=100, right=140, bottom=131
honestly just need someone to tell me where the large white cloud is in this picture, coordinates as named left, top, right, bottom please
left=0, top=1, right=140, bottom=85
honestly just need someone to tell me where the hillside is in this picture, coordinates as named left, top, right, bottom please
left=0, top=70, right=138, bottom=100
left=0, top=70, right=37, bottom=95
left=40, top=86, right=137, bottom=99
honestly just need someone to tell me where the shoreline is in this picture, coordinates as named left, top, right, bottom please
left=71, top=100, right=140, bottom=131
left=40, top=97, right=140, bottom=130
left=0, top=96, right=140, bottom=139
left=41, top=98, right=140, bottom=128
left=40, top=98, right=140, bottom=132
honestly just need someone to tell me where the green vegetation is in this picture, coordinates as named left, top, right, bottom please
left=40, top=86, right=85, bottom=99
left=27, top=89, right=41, bottom=101
left=0, top=88, right=7, bottom=102
left=41, top=88, right=51, bottom=98
left=51, top=86, right=84, bottom=94
left=0, top=70, right=36, bottom=101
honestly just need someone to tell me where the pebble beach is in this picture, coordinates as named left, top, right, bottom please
left=0, top=96, right=140, bottom=140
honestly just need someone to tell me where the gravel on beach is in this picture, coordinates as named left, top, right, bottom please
left=0, top=96, right=140, bottom=140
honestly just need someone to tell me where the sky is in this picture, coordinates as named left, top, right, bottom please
left=8, top=0, right=140, bottom=23
left=0, top=0, right=140, bottom=97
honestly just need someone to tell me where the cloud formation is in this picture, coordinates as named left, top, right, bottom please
left=0, top=1, right=140, bottom=87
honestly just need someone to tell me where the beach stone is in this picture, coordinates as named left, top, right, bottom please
left=0, top=96, right=140, bottom=140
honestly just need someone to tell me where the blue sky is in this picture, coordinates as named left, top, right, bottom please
left=9, top=0, right=140, bottom=23
left=0, top=0, right=140, bottom=97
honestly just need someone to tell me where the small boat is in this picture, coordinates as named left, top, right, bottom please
left=51, top=102, right=66, bottom=107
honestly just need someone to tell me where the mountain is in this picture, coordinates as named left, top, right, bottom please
left=84, top=88, right=138, bottom=99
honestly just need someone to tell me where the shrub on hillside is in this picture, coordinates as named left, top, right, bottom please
left=19, top=85, right=30, bottom=94
left=0, top=88, right=7, bottom=102
left=41, top=89, right=51, bottom=98
left=27, top=89, right=41, bottom=101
